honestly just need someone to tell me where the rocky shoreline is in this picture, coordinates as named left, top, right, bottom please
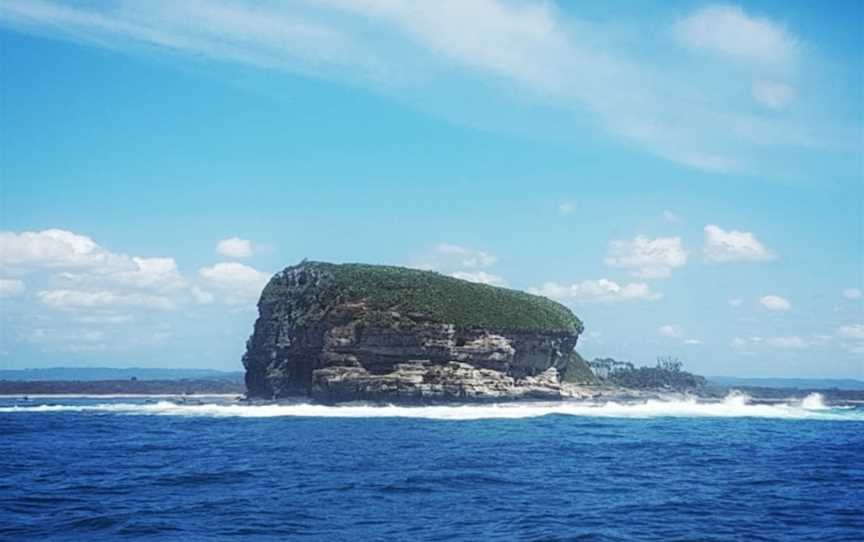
left=311, top=363, right=622, bottom=404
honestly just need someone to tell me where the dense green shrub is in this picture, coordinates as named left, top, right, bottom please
left=264, top=261, right=583, bottom=333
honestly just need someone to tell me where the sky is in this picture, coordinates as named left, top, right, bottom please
left=0, top=0, right=862, bottom=378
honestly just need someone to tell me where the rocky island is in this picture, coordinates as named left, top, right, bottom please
left=243, top=261, right=597, bottom=403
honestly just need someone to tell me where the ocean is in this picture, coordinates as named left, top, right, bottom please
left=1, top=394, right=862, bottom=541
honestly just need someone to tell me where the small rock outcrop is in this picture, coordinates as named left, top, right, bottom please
left=243, top=261, right=594, bottom=403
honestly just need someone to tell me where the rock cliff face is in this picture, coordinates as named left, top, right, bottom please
left=243, top=261, right=594, bottom=403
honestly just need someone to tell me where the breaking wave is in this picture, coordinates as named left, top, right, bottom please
left=0, top=392, right=860, bottom=421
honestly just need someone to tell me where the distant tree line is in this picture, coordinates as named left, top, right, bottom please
left=588, top=356, right=706, bottom=391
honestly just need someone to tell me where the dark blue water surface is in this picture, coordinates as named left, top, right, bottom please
left=1, top=397, right=862, bottom=541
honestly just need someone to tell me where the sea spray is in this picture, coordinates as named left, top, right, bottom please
left=800, top=392, right=828, bottom=410
left=1, top=393, right=861, bottom=421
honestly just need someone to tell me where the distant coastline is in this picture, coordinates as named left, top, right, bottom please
left=706, top=376, right=864, bottom=391
left=0, top=367, right=244, bottom=382
left=0, top=368, right=244, bottom=396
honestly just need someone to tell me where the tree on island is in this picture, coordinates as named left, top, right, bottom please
left=590, top=355, right=706, bottom=391
left=655, top=355, right=683, bottom=373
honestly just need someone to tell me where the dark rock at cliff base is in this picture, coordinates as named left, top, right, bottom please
left=242, top=261, right=594, bottom=402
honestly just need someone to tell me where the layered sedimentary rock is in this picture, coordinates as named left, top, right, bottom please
left=242, top=261, right=594, bottom=403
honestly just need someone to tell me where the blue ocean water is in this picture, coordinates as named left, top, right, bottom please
left=1, top=395, right=862, bottom=541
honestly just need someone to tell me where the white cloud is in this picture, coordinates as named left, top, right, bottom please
left=530, top=279, right=661, bottom=304
left=759, top=295, right=791, bottom=311
left=75, top=313, right=134, bottom=324
left=0, top=229, right=187, bottom=292
left=415, top=244, right=505, bottom=289
left=703, top=225, right=775, bottom=263
left=413, top=243, right=497, bottom=271
left=216, top=237, right=253, bottom=259
left=842, top=288, right=862, bottom=300
left=659, top=324, right=702, bottom=344
left=0, top=228, right=213, bottom=336
left=658, top=324, right=683, bottom=338
left=837, top=324, right=864, bottom=341
left=113, top=257, right=186, bottom=291
left=605, top=236, right=687, bottom=279
left=752, top=80, right=795, bottom=109
left=0, top=229, right=128, bottom=270
left=728, top=298, right=743, bottom=308
left=0, top=227, right=277, bottom=355
left=0, top=0, right=839, bottom=175
left=765, top=336, right=808, bottom=349
left=662, top=210, right=681, bottom=223
left=37, top=289, right=175, bottom=310
left=558, top=201, right=576, bottom=215
left=0, top=278, right=25, bottom=298
left=733, top=335, right=808, bottom=351
left=674, top=5, right=797, bottom=65
left=437, top=243, right=496, bottom=269
left=199, top=262, right=270, bottom=305
left=449, top=270, right=507, bottom=287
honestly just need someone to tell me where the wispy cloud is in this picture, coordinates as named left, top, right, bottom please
left=605, top=235, right=688, bottom=279
left=37, top=289, right=176, bottom=310
left=674, top=5, right=798, bottom=66
left=659, top=324, right=701, bottom=345
left=759, top=294, right=791, bottom=312
left=0, top=0, right=849, bottom=173
left=449, top=270, right=507, bottom=288
left=0, top=278, right=26, bottom=298
left=216, top=237, right=254, bottom=259
left=198, top=262, right=270, bottom=305
left=837, top=324, right=864, bottom=341
left=412, top=243, right=506, bottom=286
left=530, top=278, right=662, bottom=304
left=411, top=243, right=498, bottom=272
left=842, top=288, right=862, bottom=300
left=732, top=335, right=810, bottom=351
left=658, top=324, right=683, bottom=338
left=703, top=225, right=775, bottom=263
left=752, top=80, right=795, bottom=109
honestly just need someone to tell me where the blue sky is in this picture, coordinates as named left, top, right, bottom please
left=0, top=1, right=861, bottom=378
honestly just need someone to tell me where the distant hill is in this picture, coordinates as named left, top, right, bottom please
left=0, top=367, right=244, bottom=382
left=708, top=376, right=864, bottom=391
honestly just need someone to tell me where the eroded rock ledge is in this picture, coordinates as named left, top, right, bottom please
left=242, top=261, right=595, bottom=403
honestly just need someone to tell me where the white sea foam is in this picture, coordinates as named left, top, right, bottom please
left=0, top=393, right=861, bottom=421
left=800, top=392, right=828, bottom=410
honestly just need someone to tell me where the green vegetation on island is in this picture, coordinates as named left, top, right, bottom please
left=262, top=261, right=583, bottom=334
left=589, top=356, right=707, bottom=391
left=561, top=351, right=598, bottom=384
